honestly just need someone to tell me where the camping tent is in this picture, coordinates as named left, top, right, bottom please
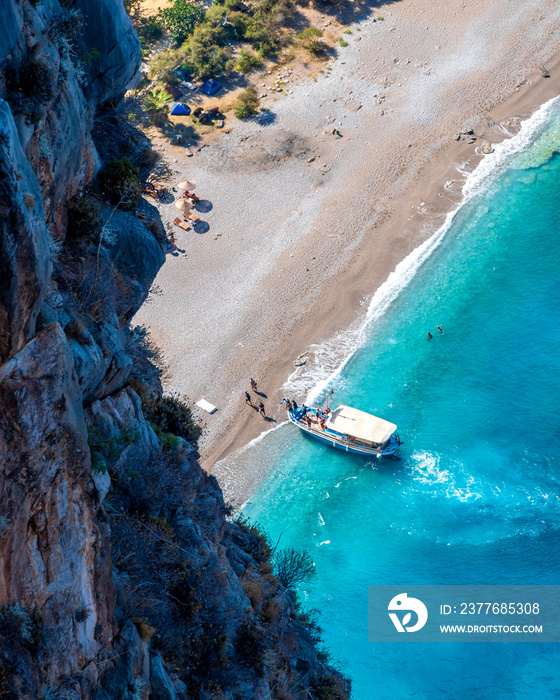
left=199, top=79, right=222, bottom=96
left=170, top=102, right=191, bottom=115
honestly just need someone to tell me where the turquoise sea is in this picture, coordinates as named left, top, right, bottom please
left=239, top=97, right=560, bottom=698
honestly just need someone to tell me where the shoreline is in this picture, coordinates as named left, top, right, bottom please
left=133, top=0, right=560, bottom=495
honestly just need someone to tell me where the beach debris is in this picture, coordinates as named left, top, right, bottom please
left=196, top=399, right=217, bottom=414
left=319, top=163, right=331, bottom=174
left=307, top=156, right=316, bottom=163
left=216, top=119, right=225, bottom=128
left=480, top=140, right=495, bottom=154
left=332, top=128, right=342, bottom=137
left=538, top=65, right=550, bottom=78
left=294, top=352, right=309, bottom=367
left=185, top=148, right=193, bottom=156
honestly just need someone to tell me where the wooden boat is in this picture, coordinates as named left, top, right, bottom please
left=286, top=400, right=401, bottom=458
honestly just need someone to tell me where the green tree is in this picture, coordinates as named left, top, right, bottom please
left=142, top=88, right=173, bottom=125
left=233, top=85, right=260, bottom=120
left=235, top=49, right=262, bottom=74
left=161, top=0, right=205, bottom=45
left=297, top=26, right=323, bottom=56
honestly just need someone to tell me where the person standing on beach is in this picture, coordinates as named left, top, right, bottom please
left=245, top=392, right=252, bottom=406
left=251, top=378, right=258, bottom=393
left=427, top=332, right=433, bottom=340
left=258, top=401, right=266, bottom=418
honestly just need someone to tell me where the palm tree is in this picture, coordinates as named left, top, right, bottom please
left=142, top=88, right=172, bottom=126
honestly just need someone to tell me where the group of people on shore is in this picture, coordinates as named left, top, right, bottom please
left=245, top=378, right=267, bottom=419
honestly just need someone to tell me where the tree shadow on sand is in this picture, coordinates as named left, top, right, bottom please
left=308, top=0, right=403, bottom=24
left=256, top=110, right=277, bottom=126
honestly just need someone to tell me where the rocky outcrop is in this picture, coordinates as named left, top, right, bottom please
left=0, top=100, right=50, bottom=364
left=75, top=0, right=142, bottom=104
left=0, top=323, right=113, bottom=687
left=0, top=2, right=349, bottom=699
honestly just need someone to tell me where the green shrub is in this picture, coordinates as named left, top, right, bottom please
left=185, top=43, right=232, bottom=79
left=242, top=16, right=279, bottom=56
left=139, top=17, right=164, bottom=45
left=97, top=158, right=142, bottom=209
left=66, top=197, right=101, bottom=240
left=235, top=619, right=265, bottom=672
left=338, top=38, right=348, bottom=47
left=234, top=85, right=260, bottom=120
left=236, top=49, right=262, bottom=73
left=148, top=46, right=188, bottom=82
left=146, top=395, right=201, bottom=443
left=310, top=672, right=350, bottom=700
left=161, top=0, right=205, bottom=45
left=298, top=26, right=323, bottom=55
left=234, top=515, right=272, bottom=562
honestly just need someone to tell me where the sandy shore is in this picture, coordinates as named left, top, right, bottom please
left=134, top=0, right=560, bottom=490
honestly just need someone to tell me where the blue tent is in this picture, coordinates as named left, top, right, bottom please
left=170, top=102, right=191, bottom=115
left=199, top=79, right=222, bottom=96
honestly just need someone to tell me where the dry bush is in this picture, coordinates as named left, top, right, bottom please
left=242, top=577, right=264, bottom=611
left=56, top=257, right=140, bottom=322
left=261, top=597, right=282, bottom=624
left=273, top=549, right=316, bottom=590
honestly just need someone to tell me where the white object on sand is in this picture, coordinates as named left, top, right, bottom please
left=196, top=399, right=217, bottom=414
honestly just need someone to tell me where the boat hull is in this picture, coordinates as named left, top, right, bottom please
left=287, top=413, right=400, bottom=457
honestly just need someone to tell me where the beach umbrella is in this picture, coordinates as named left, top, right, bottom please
left=174, top=198, right=193, bottom=211
left=178, top=179, right=197, bottom=191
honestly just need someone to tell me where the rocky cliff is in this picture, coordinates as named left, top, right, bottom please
left=0, top=2, right=349, bottom=698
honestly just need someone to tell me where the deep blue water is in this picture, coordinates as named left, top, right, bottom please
left=240, top=99, right=560, bottom=698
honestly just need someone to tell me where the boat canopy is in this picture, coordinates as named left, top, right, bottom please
left=326, top=405, right=397, bottom=445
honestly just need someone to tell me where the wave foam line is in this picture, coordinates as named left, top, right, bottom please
left=286, top=95, right=560, bottom=405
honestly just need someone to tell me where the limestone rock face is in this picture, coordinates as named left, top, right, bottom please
left=0, top=0, right=23, bottom=61
left=0, top=100, right=50, bottom=364
left=0, top=323, right=112, bottom=684
left=0, top=3, right=349, bottom=699
left=100, top=205, right=165, bottom=289
left=75, top=0, right=142, bottom=104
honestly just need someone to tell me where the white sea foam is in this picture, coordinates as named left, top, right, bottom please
left=282, top=95, right=560, bottom=405
left=408, top=451, right=482, bottom=503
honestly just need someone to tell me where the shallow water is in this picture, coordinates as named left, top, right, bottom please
left=241, top=99, right=560, bottom=698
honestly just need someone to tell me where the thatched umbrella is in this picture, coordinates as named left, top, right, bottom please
left=174, top=198, right=193, bottom=211
left=178, top=179, right=197, bottom=191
